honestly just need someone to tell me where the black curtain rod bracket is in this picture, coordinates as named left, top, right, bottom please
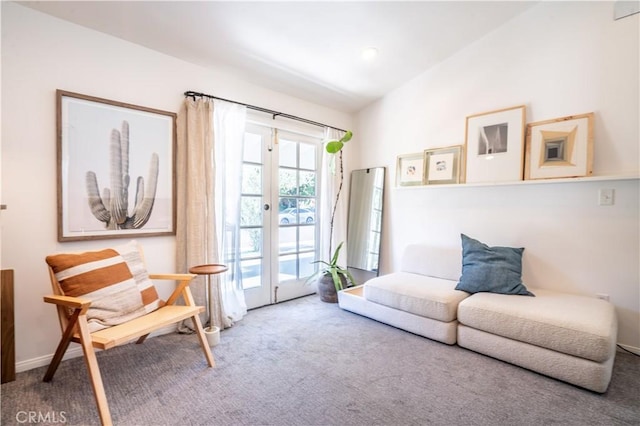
left=183, top=90, right=346, bottom=133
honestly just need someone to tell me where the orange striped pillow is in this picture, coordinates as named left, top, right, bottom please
left=46, top=241, right=163, bottom=332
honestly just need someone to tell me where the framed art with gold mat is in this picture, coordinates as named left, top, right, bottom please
left=524, top=112, right=594, bottom=180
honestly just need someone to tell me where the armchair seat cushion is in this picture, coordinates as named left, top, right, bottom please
left=45, top=240, right=163, bottom=332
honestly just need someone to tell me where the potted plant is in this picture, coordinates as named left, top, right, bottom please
left=306, top=130, right=354, bottom=303
left=307, top=241, right=356, bottom=303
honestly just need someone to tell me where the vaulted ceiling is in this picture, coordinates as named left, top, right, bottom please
left=20, top=1, right=537, bottom=112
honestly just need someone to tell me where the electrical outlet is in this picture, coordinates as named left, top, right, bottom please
left=596, top=293, right=610, bottom=301
left=598, top=189, right=614, bottom=206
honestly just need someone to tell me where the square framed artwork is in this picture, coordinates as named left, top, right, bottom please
left=423, top=145, right=462, bottom=185
left=396, top=153, right=425, bottom=186
left=57, top=90, right=176, bottom=241
left=464, top=105, right=526, bottom=183
left=524, top=112, right=594, bottom=180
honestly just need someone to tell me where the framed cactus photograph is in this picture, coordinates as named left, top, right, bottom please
left=57, top=90, right=176, bottom=241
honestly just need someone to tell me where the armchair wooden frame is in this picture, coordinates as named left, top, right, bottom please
left=43, top=269, right=214, bottom=426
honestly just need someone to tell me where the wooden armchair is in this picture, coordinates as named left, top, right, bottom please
left=43, top=242, right=214, bottom=426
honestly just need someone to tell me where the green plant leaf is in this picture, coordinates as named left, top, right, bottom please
left=329, top=268, right=342, bottom=291
left=331, top=241, right=344, bottom=265
left=325, top=141, right=344, bottom=154
left=340, top=131, right=353, bottom=143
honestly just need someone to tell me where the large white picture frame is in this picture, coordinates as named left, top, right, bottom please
left=464, top=105, right=526, bottom=183
left=57, top=90, right=176, bottom=241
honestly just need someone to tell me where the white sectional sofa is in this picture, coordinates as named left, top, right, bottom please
left=338, top=242, right=618, bottom=393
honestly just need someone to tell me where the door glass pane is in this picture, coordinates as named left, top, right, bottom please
left=299, top=171, right=316, bottom=197
left=241, top=259, right=261, bottom=289
left=278, top=197, right=298, bottom=224
left=279, top=169, right=298, bottom=196
left=279, top=197, right=297, bottom=209
left=299, top=226, right=315, bottom=251
left=242, top=164, right=262, bottom=195
left=240, top=228, right=262, bottom=258
left=278, top=254, right=297, bottom=282
left=240, top=196, right=262, bottom=227
left=244, top=133, right=262, bottom=163
left=299, top=251, right=315, bottom=278
left=279, top=139, right=297, bottom=168
left=304, top=199, right=316, bottom=211
left=279, top=226, right=297, bottom=254
left=300, top=143, right=315, bottom=170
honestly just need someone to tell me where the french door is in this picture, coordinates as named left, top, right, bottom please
left=240, top=123, right=320, bottom=309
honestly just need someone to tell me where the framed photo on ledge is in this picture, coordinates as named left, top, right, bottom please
left=396, top=153, right=425, bottom=186
left=423, top=145, right=462, bottom=185
left=464, top=105, right=526, bottom=183
left=57, top=90, right=176, bottom=242
left=524, top=112, right=594, bottom=180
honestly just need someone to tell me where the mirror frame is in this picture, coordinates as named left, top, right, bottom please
left=346, top=167, right=385, bottom=283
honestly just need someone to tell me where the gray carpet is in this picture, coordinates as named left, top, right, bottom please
left=2, top=295, right=639, bottom=425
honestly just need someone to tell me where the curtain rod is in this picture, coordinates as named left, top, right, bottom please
left=184, top=91, right=346, bottom=133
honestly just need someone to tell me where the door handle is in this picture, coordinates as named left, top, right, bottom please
left=263, top=204, right=270, bottom=211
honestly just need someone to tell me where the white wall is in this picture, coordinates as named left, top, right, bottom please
left=0, top=3, right=352, bottom=370
left=355, top=2, right=640, bottom=349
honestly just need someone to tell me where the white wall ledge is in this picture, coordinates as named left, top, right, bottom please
left=395, top=174, right=640, bottom=190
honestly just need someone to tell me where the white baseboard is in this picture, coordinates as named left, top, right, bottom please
left=617, top=343, right=640, bottom=356
left=16, top=346, right=84, bottom=373
left=16, top=325, right=177, bottom=373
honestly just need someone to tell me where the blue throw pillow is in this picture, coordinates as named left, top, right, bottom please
left=455, top=234, right=534, bottom=296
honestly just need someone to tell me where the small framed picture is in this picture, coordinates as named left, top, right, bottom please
left=524, top=113, right=594, bottom=180
left=423, top=145, right=463, bottom=185
left=465, top=105, right=526, bottom=183
left=396, top=153, right=425, bottom=186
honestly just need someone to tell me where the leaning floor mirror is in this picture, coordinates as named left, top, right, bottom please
left=347, top=167, right=385, bottom=284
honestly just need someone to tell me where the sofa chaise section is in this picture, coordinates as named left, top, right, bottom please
left=338, top=245, right=468, bottom=345
left=457, top=288, right=617, bottom=393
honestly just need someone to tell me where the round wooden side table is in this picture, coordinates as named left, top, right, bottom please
left=188, top=264, right=228, bottom=328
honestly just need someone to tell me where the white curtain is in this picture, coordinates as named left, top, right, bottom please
left=176, top=97, right=247, bottom=331
left=319, top=128, right=348, bottom=265
left=213, top=100, right=248, bottom=324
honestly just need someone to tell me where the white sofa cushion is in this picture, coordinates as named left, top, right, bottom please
left=457, top=325, right=615, bottom=393
left=364, top=272, right=469, bottom=322
left=339, top=286, right=459, bottom=345
left=458, top=288, right=617, bottom=363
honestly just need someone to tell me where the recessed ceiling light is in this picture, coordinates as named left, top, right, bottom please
left=361, top=47, right=378, bottom=61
